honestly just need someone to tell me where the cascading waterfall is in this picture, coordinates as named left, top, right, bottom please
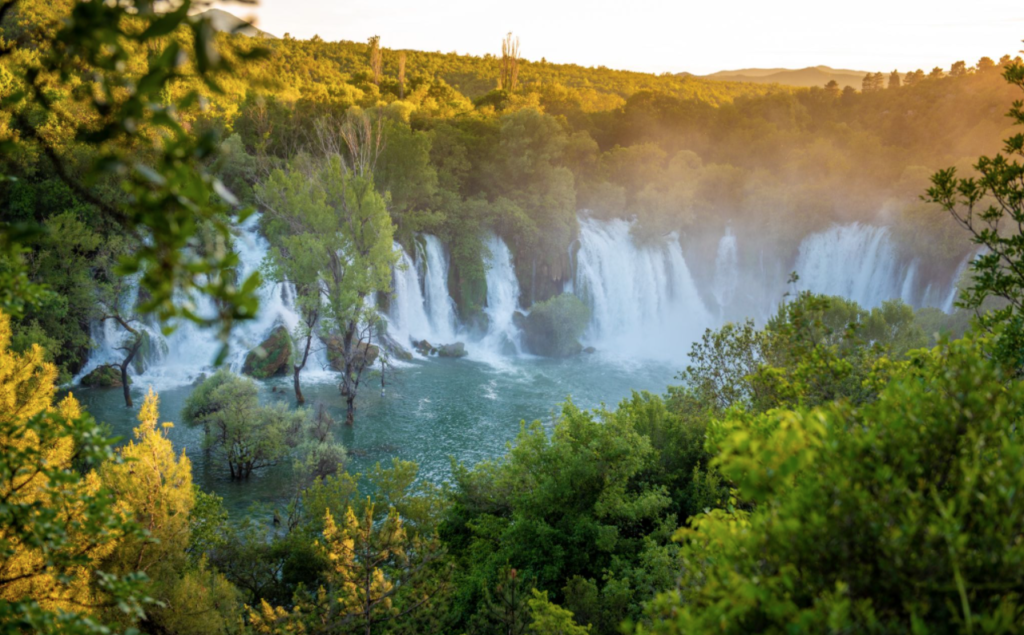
left=75, top=214, right=331, bottom=389
left=574, top=217, right=712, bottom=360
left=478, top=234, right=523, bottom=356
left=77, top=212, right=976, bottom=384
left=794, top=223, right=916, bottom=309
left=422, top=235, right=458, bottom=343
left=712, top=228, right=739, bottom=317
left=387, top=243, right=434, bottom=348
left=386, top=236, right=461, bottom=352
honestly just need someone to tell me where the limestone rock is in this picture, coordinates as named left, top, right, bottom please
left=242, top=326, right=292, bottom=379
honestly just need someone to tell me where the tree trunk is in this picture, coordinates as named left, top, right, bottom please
left=293, top=331, right=314, bottom=405
left=120, top=360, right=132, bottom=408
left=119, top=337, right=142, bottom=408
left=293, top=366, right=304, bottom=405
left=346, top=394, right=356, bottom=426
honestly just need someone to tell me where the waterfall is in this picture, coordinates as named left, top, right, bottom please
left=386, top=236, right=461, bottom=351
left=794, top=223, right=914, bottom=310
left=574, top=217, right=712, bottom=360
left=712, top=228, right=739, bottom=317
left=940, top=250, right=980, bottom=313
left=75, top=214, right=331, bottom=389
left=478, top=234, right=523, bottom=355
left=422, top=235, right=458, bottom=343
left=387, top=243, right=434, bottom=348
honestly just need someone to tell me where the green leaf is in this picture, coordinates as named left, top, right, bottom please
left=138, top=1, right=190, bottom=40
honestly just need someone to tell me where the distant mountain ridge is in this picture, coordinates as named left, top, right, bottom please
left=191, top=8, right=276, bottom=39
left=690, top=65, right=870, bottom=89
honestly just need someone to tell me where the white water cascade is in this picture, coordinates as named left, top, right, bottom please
left=478, top=234, right=524, bottom=356
left=386, top=235, right=462, bottom=352
left=712, top=228, right=739, bottom=318
left=574, top=217, right=713, bottom=361
left=422, top=235, right=458, bottom=343
left=75, top=214, right=333, bottom=389
left=387, top=243, right=434, bottom=349
left=794, top=223, right=916, bottom=309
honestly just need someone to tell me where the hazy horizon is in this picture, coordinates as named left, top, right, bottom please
left=211, top=0, right=1024, bottom=75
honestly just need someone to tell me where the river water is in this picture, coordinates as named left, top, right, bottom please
left=70, top=214, right=969, bottom=515
left=72, top=353, right=677, bottom=515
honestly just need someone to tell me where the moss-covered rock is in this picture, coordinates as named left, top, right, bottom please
left=81, top=364, right=128, bottom=388
left=242, top=326, right=292, bottom=379
left=522, top=293, right=591, bottom=358
left=436, top=342, right=467, bottom=358
left=326, top=335, right=379, bottom=371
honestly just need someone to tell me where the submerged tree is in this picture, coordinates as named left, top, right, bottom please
left=96, top=275, right=145, bottom=408
left=185, top=371, right=306, bottom=480
left=258, top=112, right=398, bottom=425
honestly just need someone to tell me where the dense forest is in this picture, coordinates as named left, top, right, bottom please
left=3, top=1, right=1024, bottom=634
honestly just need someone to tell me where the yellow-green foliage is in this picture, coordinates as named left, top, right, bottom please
left=101, top=390, right=194, bottom=574
left=0, top=309, right=116, bottom=615
left=642, top=335, right=1024, bottom=633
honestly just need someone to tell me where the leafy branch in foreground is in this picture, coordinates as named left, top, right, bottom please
left=926, top=59, right=1024, bottom=366
left=0, top=0, right=267, bottom=360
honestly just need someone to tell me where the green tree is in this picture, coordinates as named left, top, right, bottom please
left=258, top=115, right=399, bottom=424
left=185, top=371, right=306, bottom=480
left=0, top=308, right=149, bottom=633
left=926, top=60, right=1024, bottom=368
left=639, top=335, right=1024, bottom=633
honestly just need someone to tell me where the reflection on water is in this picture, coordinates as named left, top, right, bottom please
left=70, top=354, right=677, bottom=516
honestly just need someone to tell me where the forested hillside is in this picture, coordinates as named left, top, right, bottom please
left=3, top=2, right=1024, bottom=634
left=3, top=0, right=1018, bottom=381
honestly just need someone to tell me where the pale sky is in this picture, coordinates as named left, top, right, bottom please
left=214, top=0, right=1024, bottom=75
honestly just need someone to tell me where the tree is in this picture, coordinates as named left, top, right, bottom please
left=888, top=69, right=901, bottom=89
left=258, top=114, right=399, bottom=425
left=101, top=390, right=193, bottom=576
left=96, top=275, right=144, bottom=408
left=262, top=230, right=323, bottom=404
left=950, top=60, right=968, bottom=77
left=871, top=71, right=885, bottom=90
left=638, top=336, right=1024, bottom=633
left=499, top=32, right=521, bottom=92
left=977, top=56, right=997, bottom=72
left=368, top=35, right=382, bottom=86
left=824, top=79, right=840, bottom=98
left=929, top=66, right=945, bottom=79
left=926, top=60, right=1024, bottom=368
left=528, top=590, right=590, bottom=634
left=186, top=371, right=306, bottom=480
left=0, top=308, right=148, bottom=633
left=249, top=502, right=449, bottom=635
left=904, top=68, right=924, bottom=86
left=397, top=51, right=407, bottom=99
left=99, top=389, right=240, bottom=634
